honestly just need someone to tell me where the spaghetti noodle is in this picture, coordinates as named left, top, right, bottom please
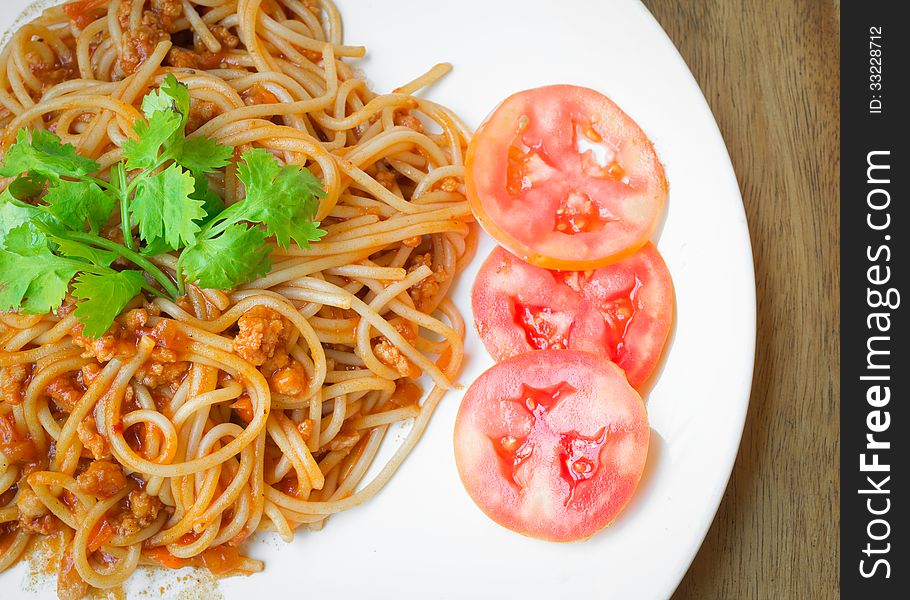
left=0, top=1, right=474, bottom=597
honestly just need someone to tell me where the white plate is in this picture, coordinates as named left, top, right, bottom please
left=1, top=1, right=755, bottom=598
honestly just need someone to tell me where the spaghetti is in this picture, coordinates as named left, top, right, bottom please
left=0, top=1, right=474, bottom=597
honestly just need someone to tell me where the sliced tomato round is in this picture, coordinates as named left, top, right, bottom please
left=472, top=242, right=673, bottom=389
left=454, top=350, right=649, bottom=542
left=466, top=85, right=667, bottom=270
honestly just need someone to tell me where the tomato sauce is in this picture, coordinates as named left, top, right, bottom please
left=63, top=0, right=107, bottom=30
left=0, top=412, right=38, bottom=462
left=230, top=396, right=255, bottom=423
left=201, top=545, right=243, bottom=575
left=0, top=523, right=17, bottom=554
left=145, top=546, right=189, bottom=570
left=391, top=380, right=423, bottom=407
left=242, top=84, right=280, bottom=105
left=144, top=543, right=244, bottom=576
left=87, top=518, right=114, bottom=552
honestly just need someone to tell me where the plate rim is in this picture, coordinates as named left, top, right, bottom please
left=630, top=0, right=758, bottom=594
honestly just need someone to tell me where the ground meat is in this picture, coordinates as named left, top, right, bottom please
left=136, top=360, right=189, bottom=389
left=75, top=460, right=127, bottom=499
left=268, top=360, right=308, bottom=396
left=0, top=413, right=37, bottom=462
left=259, top=349, right=289, bottom=375
left=372, top=319, right=420, bottom=378
left=116, top=0, right=131, bottom=27
left=436, top=177, right=460, bottom=193
left=406, top=253, right=447, bottom=310
left=45, top=373, right=83, bottom=413
left=112, top=490, right=163, bottom=537
left=165, top=47, right=225, bottom=71
left=242, top=84, right=279, bottom=106
left=70, top=325, right=128, bottom=363
left=72, top=310, right=188, bottom=382
left=79, top=363, right=103, bottom=389
left=63, top=0, right=107, bottom=29
left=17, top=488, right=58, bottom=535
left=27, top=52, right=77, bottom=91
left=297, top=419, right=313, bottom=442
left=123, top=308, right=149, bottom=333
left=57, top=546, right=88, bottom=600
left=257, top=350, right=307, bottom=396
left=151, top=0, right=182, bottom=22
left=393, top=111, right=423, bottom=133
left=230, top=395, right=254, bottom=423
left=117, top=0, right=182, bottom=28
left=232, top=307, right=290, bottom=366
left=402, top=235, right=422, bottom=248
left=374, top=170, right=397, bottom=190
left=77, top=415, right=109, bottom=460
left=185, top=99, right=218, bottom=133
left=164, top=23, right=237, bottom=82
left=0, top=364, right=29, bottom=405
left=117, top=0, right=185, bottom=76
left=119, top=10, right=171, bottom=75
left=210, top=25, right=240, bottom=50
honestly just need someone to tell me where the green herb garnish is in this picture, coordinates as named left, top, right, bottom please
left=0, top=74, right=326, bottom=337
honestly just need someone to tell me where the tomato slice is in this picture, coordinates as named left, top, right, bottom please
left=466, top=85, right=667, bottom=270
left=454, top=350, right=649, bottom=541
left=472, top=242, right=673, bottom=388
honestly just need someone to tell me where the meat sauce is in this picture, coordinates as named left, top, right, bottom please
left=62, top=0, right=107, bottom=29
left=144, top=543, right=245, bottom=575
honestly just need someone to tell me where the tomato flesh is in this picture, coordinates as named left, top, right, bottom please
left=472, top=243, right=673, bottom=388
left=466, top=85, right=667, bottom=269
left=454, top=350, right=649, bottom=541
left=515, top=303, right=570, bottom=350
left=490, top=381, right=613, bottom=507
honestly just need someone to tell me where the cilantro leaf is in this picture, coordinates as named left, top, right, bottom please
left=138, top=175, right=223, bottom=258
left=122, top=110, right=182, bottom=171
left=0, top=190, right=63, bottom=245
left=141, top=74, right=191, bottom=125
left=131, top=164, right=203, bottom=249
left=218, top=148, right=326, bottom=248
left=177, top=136, right=233, bottom=175
left=1, top=191, right=41, bottom=245
left=192, top=175, right=225, bottom=223
left=49, top=236, right=118, bottom=267
left=0, top=224, right=81, bottom=314
left=0, top=129, right=99, bottom=181
left=124, top=75, right=196, bottom=171
left=181, top=224, right=271, bottom=289
left=43, top=180, right=114, bottom=234
left=72, top=270, right=146, bottom=337
left=8, top=174, right=47, bottom=199
left=139, top=237, right=177, bottom=256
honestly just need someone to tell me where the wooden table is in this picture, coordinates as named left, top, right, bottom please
left=641, top=1, right=841, bottom=598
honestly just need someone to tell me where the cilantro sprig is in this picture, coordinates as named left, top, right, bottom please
left=0, top=75, right=326, bottom=337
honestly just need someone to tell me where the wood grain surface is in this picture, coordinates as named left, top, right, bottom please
left=640, top=1, right=841, bottom=598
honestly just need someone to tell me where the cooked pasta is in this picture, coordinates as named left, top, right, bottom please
left=0, top=1, right=475, bottom=597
